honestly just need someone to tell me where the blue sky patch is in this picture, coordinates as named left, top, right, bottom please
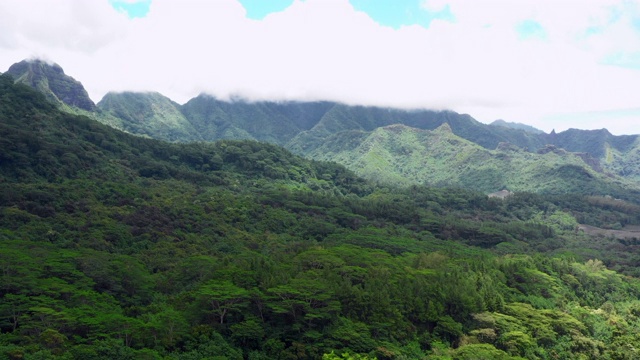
left=349, top=0, right=453, bottom=29
left=110, top=0, right=454, bottom=27
left=238, top=0, right=295, bottom=20
left=109, top=0, right=151, bottom=18
left=516, top=20, right=546, bottom=40
left=602, top=51, right=640, bottom=69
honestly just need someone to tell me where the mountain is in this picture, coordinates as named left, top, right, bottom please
left=178, top=99, right=640, bottom=184
left=0, top=72, right=367, bottom=193
left=97, top=91, right=201, bottom=142
left=0, top=58, right=538, bottom=153
left=546, top=128, right=640, bottom=181
left=286, top=104, right=546, bottom=155
left=547, top=128, right=623, bottom=157
left=163, top=95, right=640, bottom=184
left=5, top=71, right=640, bottom=359
left=308, top=123, right=639, bottom=196
left=6, top=59, right=96, bottom=111
left=5, top=58, right=640, bottom=189
left=490, top=119, right=545, bottom=134
left=180, top=94, right=332, bottom=144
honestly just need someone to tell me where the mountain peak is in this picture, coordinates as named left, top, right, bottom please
left=6, top=59, right=96, bottom=111
left=97, top=90, right=199, bottom=142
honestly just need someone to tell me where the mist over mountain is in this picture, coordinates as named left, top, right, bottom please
left=6, top=58, right=640, bottom=190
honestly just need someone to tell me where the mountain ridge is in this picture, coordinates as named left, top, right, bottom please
left=308, top=123, right=637, bottom=195
left=490, top=119, right=545, bottom=134
left=6, top=58, right=640, bottom=188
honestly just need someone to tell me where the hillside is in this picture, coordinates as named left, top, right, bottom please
left=7, top=59, right=640, bottom=192
left=6, top=59, right=96, bottom=111
left=490, top=120, right=545, bottom=134
left=97, top=91, right=201, bottom=142
left=286, top=105, right=546, bottom=155
left=547, top=129, right=640, bottom=181
left=180, top=95, right=331, bottom=144
left=307, top=123, right=640, bottom=196
left=4, top=72, right=640, bottom=359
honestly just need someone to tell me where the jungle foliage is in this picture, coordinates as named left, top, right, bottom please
left=3, top=74, right=640, bottom=359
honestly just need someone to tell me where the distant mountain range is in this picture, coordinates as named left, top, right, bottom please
left=6, top=59, right=640, bottom=194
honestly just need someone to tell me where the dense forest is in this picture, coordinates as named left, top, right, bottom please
left=3, top=73, right=640, bottom=359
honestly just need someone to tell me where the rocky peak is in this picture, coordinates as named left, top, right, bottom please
left=6, top=59, right=96, bottom=111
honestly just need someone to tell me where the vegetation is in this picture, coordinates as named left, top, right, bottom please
left=96, top=89, right=640, bottom=193
left=6, top=59, right=96, bottom=112
left=99, top=85, right=640, bottom=187
left=4, top=73, right=640, bottom=359
left=7, top=59, right=640, bottom=190
left=97, top=92, right=200, bottom=142
left=307, top=124, right=640, bottom=197
left=180, top=95, right=331, bottom=146
left=489, top=120, right=545, bottom=135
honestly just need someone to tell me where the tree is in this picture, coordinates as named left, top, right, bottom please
left=267, top=271, right=340, bottom=325
left=197, top=280, right=250, bottom=324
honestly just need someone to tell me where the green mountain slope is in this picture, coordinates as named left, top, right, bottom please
left=97, top=91, right=201, bottom=142
left=490, top=119, right=545, bottom=134
left=286, top=105, right=545, bottom=154
left=5, top=59, right=640, bottom=192
left=181, top=94, right=333, bottom=144
left=547, top=128, right=635, bottom=157
left=0, top=73, right=366, bottom=194
left=307, top=123, right=639, bottom=196
left=5, top=73, right=640, bottom=359
left=546, top=129, right=640, bottom=181
left=6, top=59, right=96, bottom=111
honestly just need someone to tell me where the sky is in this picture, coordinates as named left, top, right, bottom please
left=0, top=0, right=639, bottom=135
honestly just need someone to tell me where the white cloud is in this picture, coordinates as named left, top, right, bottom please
left=0, top=0, right=129, bottom=53
left=1, top=0, right=639, bottom=134
left=420, top=0, right=449, bottom=13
